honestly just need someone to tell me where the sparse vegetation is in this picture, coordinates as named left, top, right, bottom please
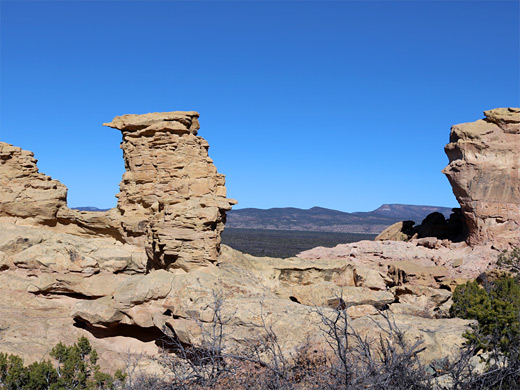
left=221, top=228, right=376, bottom=258
left=449, top=257, right=520, bottom=388
left=0, top=337, right=118, bottom=390
left=450, top=276, right=520, bottom=354
left=5, top=253, right=520, bottom=390
left=497, top=247, right=520, bottom=276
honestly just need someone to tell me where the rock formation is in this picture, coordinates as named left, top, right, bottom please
left=0, top=111, right=236, bottom=271
left=1, top=108, right=518, bottom=374
left=0, top=143, right=67, bottom=225
left=443, top=107, right=520, bottom=248
left=375, top=209, right=465, bottom=242
left=103, top=111, right=236, bottom=271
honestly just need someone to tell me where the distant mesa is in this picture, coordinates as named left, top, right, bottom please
left=71, top=207, right=109, bottom=212
left=226, top=204, right=454, bottom=234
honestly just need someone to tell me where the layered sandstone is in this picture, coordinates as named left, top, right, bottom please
left=0, top=142, right=67, bottom=225
left=2, top=108, right=517, bottom=375
left=0, top=111, right=236, bottom=271
left=103, top=111, right=236, bottom=270
left=443, top=107, right=520, bottom=247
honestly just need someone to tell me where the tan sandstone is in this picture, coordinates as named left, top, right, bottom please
left=103, top=111, right=237, bottom=271
left=443, top=107, right=520, bottom=248
left=0, top=143, right=67, bottom=226
left=3, top=109, right=514, bottom=374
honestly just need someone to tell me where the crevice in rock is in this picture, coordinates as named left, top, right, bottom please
left=74, top=319, right=164, bottom=342
left=32, top=291, right=101, bottom=300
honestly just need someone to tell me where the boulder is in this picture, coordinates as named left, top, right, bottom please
left=0, top=222, right=146, bottom=274
left=391, top=284, right=452, bottom=318
left=375, top=220, right=415, bottom=241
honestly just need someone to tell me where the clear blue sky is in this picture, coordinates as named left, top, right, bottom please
left=1, top=1, right=519, bottom=212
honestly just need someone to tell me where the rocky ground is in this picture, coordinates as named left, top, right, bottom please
left=0, top=222, right=477, bottom=372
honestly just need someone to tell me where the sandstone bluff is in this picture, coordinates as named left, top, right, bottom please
left=0, top=108, right=518, bottom=372
left=1, top=111, right=236, bottom=271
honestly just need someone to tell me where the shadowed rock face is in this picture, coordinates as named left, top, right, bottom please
left=443, top=107, right=520, bottom=248
left=103, top=111, right=237, bottom=271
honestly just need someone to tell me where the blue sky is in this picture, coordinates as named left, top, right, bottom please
left=1, top=1, right=519, bottom=212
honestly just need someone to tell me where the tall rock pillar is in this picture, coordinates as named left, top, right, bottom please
left=104, top=111, right=236, bottom=271
left=443, top=107, right=520, bottom=248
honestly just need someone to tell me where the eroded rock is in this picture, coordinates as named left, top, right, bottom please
left=0, top=143, right=67, bottom=226
left=443, top=107, right=520, bottom=248
left=103, top=111, right=237, bottom=271
left=1, top=109, right=512, bottom=374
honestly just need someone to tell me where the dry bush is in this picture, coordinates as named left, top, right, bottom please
left=114, top=290, right=520, bottom=390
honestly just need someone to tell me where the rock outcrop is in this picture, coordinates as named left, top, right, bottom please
left=375, top=220, right=415, bottom=241
left=443, top=107, right=520, bottom=248
left=2, top=108, right=518, bottom=375
left=375, top=209, right=465, bottom=242
left=1, top=111, right=236, bottom=271
left=0, top=143, right=67, bottom=226
left=0, top=222, right=472, bottom=370
left=297, top=238, right=498, bottom=288
left=103, top=111, right=236, bottom=271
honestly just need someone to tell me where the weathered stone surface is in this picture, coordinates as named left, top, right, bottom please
left=297, top=239, right=499, bottom=287
left=56, top=207, right=123, bottom=241
left=103, top=111, right=236, bottom=271
left=0, top=143, right=67, bottom=226
left=275, top=283, right=394, bottom=308
left=0, top=225, right=475, bottom=373
left=391, top=284, right=452, bottom=318
left=350, top=314, right=473, bottom=364
left=352, top=266, right=392, bottom=290
left=71, top=245, right=470, bottom=364
left=443, top=107, right=520, bottom=248
left=0, top=222, right=146, bottom=274
left=375, top=220, right=414, bottom=241
left=2, top=109, right=515, bottom=374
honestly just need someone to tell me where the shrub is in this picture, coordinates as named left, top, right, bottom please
left=0, top=337, right=115, bottom=390
left=449, top=269, right=520, bottom=389
left=497, top=246, right=520, bottom=276
left=450, top=275, right=520, bottom=354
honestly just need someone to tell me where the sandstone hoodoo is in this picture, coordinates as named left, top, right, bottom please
left=443, top=107, right=520, bottom=248
left=103, top=111, right=237, bottom=271
left=0, top=111, right=237, bottom=272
